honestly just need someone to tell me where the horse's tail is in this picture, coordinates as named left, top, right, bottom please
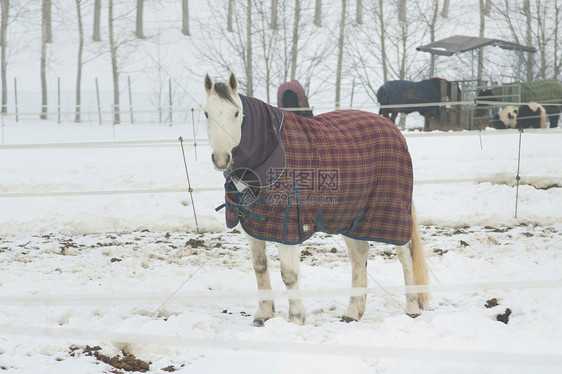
left=411, top=204, right=430, bottom=309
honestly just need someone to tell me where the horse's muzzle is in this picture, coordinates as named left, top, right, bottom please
left=212, top=152, right=231, bottom=170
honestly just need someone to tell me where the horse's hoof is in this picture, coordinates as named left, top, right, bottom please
left=340, top=316, right=358, bottom=323
left=252, top=318, right=269, bottom=327
left=407, top=313, right=420, bottom=319
left=288, top=313, right=305, bottom=326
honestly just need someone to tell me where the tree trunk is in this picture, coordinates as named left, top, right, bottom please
left=535, top=1, right=547, bottom=79
left=523, top=0, right=533, bottom=81
left=93, top=0, right=101, bottom=41
left=478, top=0, right=486, bottom=82
left=227, top=0, right=234, bottom=32
left=356, top=0, right=362, bottom=24
left=335, top=0, right=346, bottom=110
left=429, top=0, right=439, bottom=77
left=44, top=0, right=52, bottom=43
left=109, top=0, right=120, bottom=124
left=441, top=0, right=450, bottom=18
left=378, top=0, right=387, bottom=82
left=41, top=0, right=48, bottom=119
left=271, top=0, right=278, bottom=29
left=75, top=0, right=83, bottom=122
left=182, top=0, right=190, bottom=36
left=554, top=1, right=561, bottom=79
left=398, top=0, right=406, bottom=23
left=483, top=0, right=491, bottom=16
left=136, top=0, right=145, bottom=39
left=314, top=0, right=322, bottom=27
left=246, top=0, right=253, bottom=96
left=1, top=0, right=8, bottom=114
left=290, top=0, right=300, bottom=80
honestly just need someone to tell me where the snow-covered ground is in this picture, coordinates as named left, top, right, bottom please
left=1, top=122, right=561, bottom=373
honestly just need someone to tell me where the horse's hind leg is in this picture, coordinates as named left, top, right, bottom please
left=342, top=237, right=369, bottom=322
left=395, top=241, right=422, bottom=317
left=278, top=243, right=306, bottom=325
left=246, top=233, right=275, bottom=326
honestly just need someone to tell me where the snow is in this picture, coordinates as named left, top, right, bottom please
left=1, top=1, right=562, bottom=372
left=1, top=122, right=561, bottom=373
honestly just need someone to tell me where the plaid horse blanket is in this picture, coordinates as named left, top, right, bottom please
left=220, top=95, right=414, bottom=245
left=491, top=79, right=562, bottom=116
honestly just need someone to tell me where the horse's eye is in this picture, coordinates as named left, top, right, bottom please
left=204, top=111, right=209, bottom=118
left=235, top=111, right=239, bottom=118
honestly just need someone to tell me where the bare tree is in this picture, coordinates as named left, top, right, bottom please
left=441, top=0, right=450, bottom=18
left=492, top=0, right=561, bottom=81
left=523, top=0, right=533, bottom=81
left=93, top=0, right=101, bottom=41
left=182, top=0, right=190, bottom=36
left=196, top=0, right=332, bottom=102
left=378, top=0, right=388, bottom=82
left=1, top=0, right=8, bottom=113
left=44, top=0, right=52, bottom=43
left=347, top=0, right=388, bottom=101
left=40, top=0, right=49, bottom=119
left=75, top=0, right=84, bottom=122
left=314, top=0, right=321, bottom=27
left=290, top=0, right=300, bottom=80
left=108, top=0, right=120, bottom=124
left=271, top=0, right=278, bottom=29
left=348, top=0, right=425, bottom=103
left=136, top=0, right=145, bottom=39
left=415, top=0, right=441, bottom=77
left=227, top=0, right=234, bottom=32
left=478, top=0, right=487, bottom=82
left=253, top=1, right=279, bottom=101
left=484, top=0, right=491, bottom=15
left=552, top=0, right=562, bottom=79
left=356, top=0, right=363, bottom=24
left=335, top=0, right=346, bottom=109
left=246, top=0, right=253, bottom=96
left=398, top=0, right=406, bottom=22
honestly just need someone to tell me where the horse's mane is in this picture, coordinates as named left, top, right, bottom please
left=214, top=82, right=241, bottom=108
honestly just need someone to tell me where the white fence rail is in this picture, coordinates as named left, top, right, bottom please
left=1, top=324, right=560, bottom=367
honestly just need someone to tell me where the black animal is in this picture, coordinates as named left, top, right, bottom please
left=377, top=78, right=459, bottom=131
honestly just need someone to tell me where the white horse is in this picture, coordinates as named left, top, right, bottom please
left=204, top=72, right=429, bottom=326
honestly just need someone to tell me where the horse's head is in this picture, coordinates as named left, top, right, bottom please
left=494, top=106, right=518, bottom=129
left=204, top=72, right=244, bottom=171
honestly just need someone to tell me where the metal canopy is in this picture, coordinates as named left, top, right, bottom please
left=416, top=35, right=536, bottom=56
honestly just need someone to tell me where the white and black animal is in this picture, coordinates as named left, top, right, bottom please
left=493, top=103, right=546, bottom=129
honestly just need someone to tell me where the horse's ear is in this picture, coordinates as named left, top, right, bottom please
left=228, top=72, right=238, bottom=93
left=204, top=73, right=214, bottom=94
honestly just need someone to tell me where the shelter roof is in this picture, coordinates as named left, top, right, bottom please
left=416, top=35, right=536, bottom=56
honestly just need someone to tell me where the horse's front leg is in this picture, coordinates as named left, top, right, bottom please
left=341, top=237, right=369, bottom=322
left=246, top=233, right=275, bottom=326
left=278, top=243, right=306, bottom=325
